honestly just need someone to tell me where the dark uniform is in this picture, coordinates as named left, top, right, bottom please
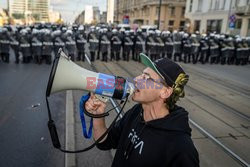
left=146, top=32, right=157, bottom=61
left=154, top=31, right=165, bottom=60
left=110, top=30, right=122, bottom=61
left=163, top=33, right=174, bottom=59
left=10, top=28, right=20, bottom=64
left=52, top=30, right=65, bottom=56
left=123, top=32, right=134, bottom=61
left=31, top=29, right=43, bottom=64
left=75, top=27, right=87, bottom=61
left=0, top=28, right=10, bottom=63
left=134, top=31, right=145, bottom=61
left=208, top=35, right=220, bottom=64
left=19, top=29, right=32, bottom=63
left=173, top=32, right=182, bottom=62
left=190, top=35, right=200, bottom=64
left=99, top=30, right=110, bottom=62
left=182, top=34, right=192, bottom=63
left=41, top=29, right=53, bottom=64
left=88, top=30, right=100, bottom=61
left=235, top=38, right=249, bottom=65
left=198, top=36, right=209, bottom=64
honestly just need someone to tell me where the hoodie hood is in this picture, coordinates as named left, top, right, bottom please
left=143, top=105, right=192, bottom=136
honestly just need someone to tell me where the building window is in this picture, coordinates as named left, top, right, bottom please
left=235, top=19, right=242, bottom=29
left=207, top=19, right=222, bottom=33
left=170, top=7, right=175, bottom=16
left=154, top=20, right=159, bottom=25
left=197, top=0, right=203, bottom=11
left=180, top=21, right=185, bottom=27
left=214, top=0, right=219, bottom=10
left=221, top=0, right=226, bottom=9
left=156, top=7, right=159, bottom=16
left=179, top=21, right=185, bottom=30
left=209, top=0, right=213, bottom=10
left=194, top=20, right=201, bottom=31
left=169, top=20, right=174, bottom=26
left=189, top=0, right=193, bottom=12
left=182, top=7, right=186, bottom=16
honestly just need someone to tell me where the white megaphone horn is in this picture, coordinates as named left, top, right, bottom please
left=46, top=49, right=135, bottom=100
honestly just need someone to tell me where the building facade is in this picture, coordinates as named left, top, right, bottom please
left=114, top=0, right=186, bottom=31
left=84, top=5, right=100, bottom=24
left=0, top=8, right=9, bottom=26
left=49, top=10, right=61, bottom=23
left=185, top=0, right=250, bottom=36
left=235, top=0, right=250, bottom=36
left=101, top=11, right=107, bottom=23
left=107, top=0, right=114, bottom=23
left=8, top=0, right=50, bottom=24
left=75, top=11, right=85, bottom=24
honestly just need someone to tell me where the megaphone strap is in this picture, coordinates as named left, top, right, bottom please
left=79, top=94, right=93, bottom=139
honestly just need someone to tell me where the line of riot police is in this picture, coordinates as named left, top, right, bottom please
left=0, top=24, right=86, bottom=64
left=1, top=24, right=250, bottom=65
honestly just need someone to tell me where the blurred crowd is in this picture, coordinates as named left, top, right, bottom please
left=0, top=23, right=250, bottom=65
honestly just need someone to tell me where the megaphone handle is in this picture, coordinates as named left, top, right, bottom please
left=81, top=94, right=109, bottom=118
left=95, top=94, right=109, bottom=103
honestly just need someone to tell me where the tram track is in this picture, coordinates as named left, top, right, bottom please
left=181, top=64, right=250, bottom=98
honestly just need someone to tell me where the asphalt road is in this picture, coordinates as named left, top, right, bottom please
left=0, top=58, right=65, bottom=167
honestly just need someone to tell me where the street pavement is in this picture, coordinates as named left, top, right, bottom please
left=0, top=58, right=65, bottom=167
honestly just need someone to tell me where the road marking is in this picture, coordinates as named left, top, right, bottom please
left=65, top=90, right=76, bottom=167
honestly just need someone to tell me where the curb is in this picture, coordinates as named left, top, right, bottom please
left=65, top=90, right=76, bottom=167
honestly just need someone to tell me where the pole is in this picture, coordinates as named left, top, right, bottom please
left=117, top=0, right=119, bottom=23
left=226, top=0, right=233, bottom=34
left=157, top=0, right=162, bottom=29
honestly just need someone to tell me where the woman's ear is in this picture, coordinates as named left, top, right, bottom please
left=160, top=87, right=173, bottom=99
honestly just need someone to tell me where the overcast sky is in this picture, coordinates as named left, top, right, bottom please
left=0, top=0, right=106, bottom=23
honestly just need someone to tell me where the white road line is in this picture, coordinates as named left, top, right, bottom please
left=65, top=90, right=76, bottom=167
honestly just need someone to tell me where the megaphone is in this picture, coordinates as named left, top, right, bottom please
left=46, top=49, right=135, bottom=100
left=46, top=49, right=135, bottom=150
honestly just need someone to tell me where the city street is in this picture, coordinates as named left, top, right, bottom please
left=0, top=55, right=65, bottom=167
left=1, top=52, right=250, bottom=166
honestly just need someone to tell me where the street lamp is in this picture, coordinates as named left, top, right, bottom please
left=157, top=0, right=162, bottom=29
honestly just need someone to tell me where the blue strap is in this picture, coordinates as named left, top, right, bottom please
left=79, top=94, right=93, bottom=139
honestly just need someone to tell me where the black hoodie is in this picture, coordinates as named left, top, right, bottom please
left=97, top=104, right=199, bottom=167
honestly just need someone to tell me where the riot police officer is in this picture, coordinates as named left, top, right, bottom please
left=208, top=34, right=220, bottom=64
left=19, top=28, right=32, bottom=63
left=88, top=28, right=100, bottom=61
left=99, top=28, right=110, bottom=62
left=163, top=31, right=174, bottom=59
left=182, top=33, right=192, bottom=63
left=31, top=29, right=43, bottom=64
left=110, top=29, right=122, bottom=61
left=52, top=29, right=65, bottom=56
left=154, top=30, right=164, bottom=59
left=134, top=28, right=145, bottom=61
left=41, top=29, right=53, bottom=64
left=0, top=27, right=10, bottom=63
left=146, top=30, right=157, bottom=61
left=173, top=31, right=182, bottom=62
left=190, top=34, right=200, bottom=64
left=123, top=30, right=134, bottom=61
left=9, top=27, right=20, bottom=64
left=75, top=25, right=87, bottom=61
left=198, top=34, right=209, bottom=64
